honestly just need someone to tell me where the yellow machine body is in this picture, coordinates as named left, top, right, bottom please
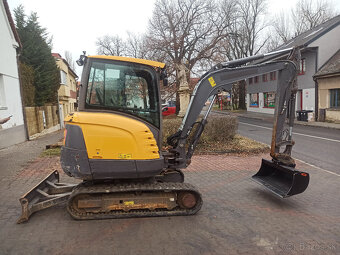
left=64, top=112, right=160, bottom=160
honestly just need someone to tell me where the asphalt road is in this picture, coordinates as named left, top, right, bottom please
left=236, top=116, right=340, bottom=175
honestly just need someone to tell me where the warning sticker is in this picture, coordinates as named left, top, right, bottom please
left=118, top=154, right=132, bottom=159
left=208, top=77, right=216, bottom=87
left=124, top=201, right=135, bottom=206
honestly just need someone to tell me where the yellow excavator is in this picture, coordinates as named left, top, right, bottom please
left=17, top=48, right=309, bottom=223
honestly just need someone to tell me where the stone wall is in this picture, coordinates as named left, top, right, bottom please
left=24, top=105, right=60, bottom=137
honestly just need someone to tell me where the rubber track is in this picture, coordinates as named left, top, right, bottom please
left=67, top=182, right=203, bottom=220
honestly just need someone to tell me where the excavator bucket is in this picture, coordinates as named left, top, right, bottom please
left=252, top=159, right=309, bottom=198
left=17, top=171, right=76, bottom=224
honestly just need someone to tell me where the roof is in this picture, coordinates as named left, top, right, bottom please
left=88, top=55, right=166, bottom=69
left=253, top=15, right=340, bottom=64
left=314, top=49, right=340, bottom=78
left=52, top=53, right=62, bottom=58
left=276, top=14, right=340, bottom=51
left=2, top=0, right=22, bottom=49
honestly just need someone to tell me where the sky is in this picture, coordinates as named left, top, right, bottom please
left=7, top=0, right=340, bottom=76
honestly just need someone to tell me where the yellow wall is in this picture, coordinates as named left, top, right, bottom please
left=55, top=58, right=77, bottom=115
left=318, top=75, right=340, bottom=121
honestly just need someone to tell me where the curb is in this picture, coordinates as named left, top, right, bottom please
left=212, top=110, right=340, bottom=130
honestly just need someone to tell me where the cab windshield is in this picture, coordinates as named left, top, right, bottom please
left=85, top=60, right=160, bottom=128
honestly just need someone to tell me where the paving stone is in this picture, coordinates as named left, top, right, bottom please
left=0, top=153, right=339, bottom=254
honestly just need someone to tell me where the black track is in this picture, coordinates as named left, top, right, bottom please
left=67, top=182, right=203, bottom=220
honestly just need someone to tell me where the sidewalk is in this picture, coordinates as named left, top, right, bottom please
left=0, top=130, right=63, bottom=179
left=213, top=109, right=340, bottom=130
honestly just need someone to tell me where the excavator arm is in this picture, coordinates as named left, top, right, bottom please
left=165, top=47, right=309, bottom=198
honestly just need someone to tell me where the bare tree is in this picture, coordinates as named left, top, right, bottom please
left=272, top=11, right=292, bottom=44
left=221, top=0, right=268, bottom=109
left=292, top=0, right=336, bottom=36
left=125, top=32, right=149, bottom=59
left=64, top=50, right=75, bottom=71
left=226, top=0, right=268, bottom=59
left=96, top=35, right=126, bottom=56
left=147, top=0, right=234, bottom=112
left=269, top=0, right=337, bottom=49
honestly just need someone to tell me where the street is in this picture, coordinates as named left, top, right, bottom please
left=236, top=116, right=340, bottom=175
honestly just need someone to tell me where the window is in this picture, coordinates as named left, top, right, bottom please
left=299, top=59, right=306, bottom=75
left=86, top=60, right=160, bottom=127
left=249, top=77, right=253, bottom=84
left=330, top=89, right=340, bottom=108
left=262, top=74, right=268, bottom=82
left=264, top=92, right=276, bottom=108
left=254, top=76, right=259, bottom=83
left=60, top=70, right=67, bottom=85
left=250, top=93, right=259, bottom=107
left=270, top=72, right=276, bottom=81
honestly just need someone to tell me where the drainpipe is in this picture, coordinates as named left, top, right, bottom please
left=16, top=50, right=30, bottom=141
left=314, top=48, right=319, bottom=121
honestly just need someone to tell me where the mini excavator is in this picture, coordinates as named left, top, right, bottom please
left=17, top=48, right=309, bottom=223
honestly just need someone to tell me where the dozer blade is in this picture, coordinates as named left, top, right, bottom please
left=252, top=159, right=309, bottom=198
left=17, top=170, right=77, bottom=224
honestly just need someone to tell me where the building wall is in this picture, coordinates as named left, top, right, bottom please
left=318, top=75, right=340, bottom=121
left=318, top=76, right=340, bottom=108
left=56, top=58, right=77, bottom=118
left=246, top=49, right=323, bottom=114
left=326, top=109, right=340, bottom=121
left=0, top=2, right=26, bottom=149
left=310, top=25, right=340, bottom=68
left=294, top=50, right=318, bottom=111
left=297, top=50, right=317, bottom=90
left=247, top=77, right=277, bottom=94
left=246, top=93, right=275, bottom=114
left=302, top=88, right=315, bottom=111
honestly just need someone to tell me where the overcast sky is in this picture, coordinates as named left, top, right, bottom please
left=8, top=0, right=340, bottom=76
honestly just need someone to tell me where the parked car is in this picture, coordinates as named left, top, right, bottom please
left=162, top=106, right=176, bottom=116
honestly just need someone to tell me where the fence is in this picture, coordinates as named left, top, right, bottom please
left=25, top=105, right=60, bottom=137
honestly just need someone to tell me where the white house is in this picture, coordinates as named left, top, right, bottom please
left=0, top=0, right=27, bottom=149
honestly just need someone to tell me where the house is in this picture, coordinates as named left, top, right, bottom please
left=52, top=53, right=78, bottom=125
left=246, top=15, right=340, bottom=120
left=314, top=49, right=340, bottom=122
left=0, top=0, right=27, bottom=149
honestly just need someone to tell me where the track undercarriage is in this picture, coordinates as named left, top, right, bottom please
left=17, top=170, right=202, bottom=223
left=68, top=181, right=202, bottom=220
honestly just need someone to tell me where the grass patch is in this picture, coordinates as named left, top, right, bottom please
left=41, top=147, right=61, bottom=157
left=163, top=116, right=269, bottom=155
left=197, top=134, right=269, bottom=154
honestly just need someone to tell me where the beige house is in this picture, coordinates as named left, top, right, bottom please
left=314, top=50, right=340, bottom=122
left=52, top=53, right=78, bottom=121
